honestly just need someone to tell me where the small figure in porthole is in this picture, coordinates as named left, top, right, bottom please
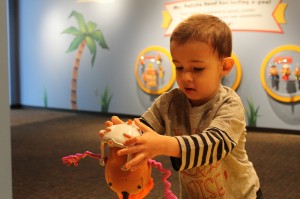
left=142, top=63, right=159, bottom=89
left=294, top=65, right=300, bottom=90
left=269, top=65, right=280, bottom=90
left=281, top=64, right=291, bottom=81
left=281, top=63, right=296, bottom=94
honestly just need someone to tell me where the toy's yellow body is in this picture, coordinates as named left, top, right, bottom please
left=105, top=147, right=153, bottom=198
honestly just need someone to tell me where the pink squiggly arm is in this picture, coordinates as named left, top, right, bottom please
left=62, top=151, right=101, bottom=166
left=148, top=159, right=178, bottom=199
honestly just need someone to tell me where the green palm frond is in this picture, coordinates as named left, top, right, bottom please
left=87, top=21, right=97, bottom=33
left=61, top=27, right=81, bottom=35
left=245, top=98, right=260, bottom=127
left=68, top=10, right=87, bottom=33
left=86, top=36, right=97, bottom=65
left=92, top=30, right=109, bottom=49
left=66, top=35, right=86, bottom=53
left=43, top=87, right=48, bottom=108
left=101, top=86, right=113, bottom=113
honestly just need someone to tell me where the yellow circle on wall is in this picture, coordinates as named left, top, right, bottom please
left=231, top=52, right=242, bottom=91
left=260, top=45, right=300, bottom=103
left=135, top=46, right=176, bottom=95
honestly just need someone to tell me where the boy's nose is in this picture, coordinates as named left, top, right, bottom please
left=183, top=71, right=193, bottom=82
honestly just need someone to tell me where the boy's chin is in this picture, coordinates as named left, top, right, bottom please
left=188, top=98, right=206, bottom=107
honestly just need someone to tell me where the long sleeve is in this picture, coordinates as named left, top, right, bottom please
left=171, top=126, right=237, bottom=171
left=171, top=97, right=246, bottom=171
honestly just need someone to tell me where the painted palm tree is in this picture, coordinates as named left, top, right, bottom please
left=63, top=10, right=109, bottom=109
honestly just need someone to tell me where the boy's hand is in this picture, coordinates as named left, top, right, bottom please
left=117, top=118, right=167, bottom=171
left=104, top=116, right=124, bottom=127
left=99, top=116, right=125, bottom=137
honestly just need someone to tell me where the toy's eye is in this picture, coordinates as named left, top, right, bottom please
left=137, top=185, right=142, bottom=189
left=108, top=140, right=114, bottom=146
left=108, top=182, right=112, bottom=187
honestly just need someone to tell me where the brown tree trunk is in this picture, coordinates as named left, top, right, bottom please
left=71, top=40, right=86, bottom=109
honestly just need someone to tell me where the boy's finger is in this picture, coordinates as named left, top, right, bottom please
left=117, top=148, right=129, bottom=156
left=105, top=121, right=113, bottom=127
left=123, top=133, right=132, bottom=139
left=124, top=137, right=140, bottom=146
left=111, top=116, right=124, bottom=124
left=126, top=155, right=147, bottom=172
left=98, top=130, right=106, bottom=137
left=117, top=141, right=140, bottom=155
left=133, top=118, right=150, bottom=132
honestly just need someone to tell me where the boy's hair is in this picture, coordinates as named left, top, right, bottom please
left=170, top=14, right=232, bottom=59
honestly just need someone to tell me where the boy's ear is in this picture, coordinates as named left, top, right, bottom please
left=221, top=57, right=234, bottom=76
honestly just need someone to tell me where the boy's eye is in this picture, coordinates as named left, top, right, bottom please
left=175, top=66, right=183, bottom=71
left=193, top=67, right=204, bottom=71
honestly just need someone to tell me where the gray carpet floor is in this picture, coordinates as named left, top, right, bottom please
left=10, top=108, right=300, bottom=199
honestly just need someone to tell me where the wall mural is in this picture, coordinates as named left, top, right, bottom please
left=63, top=10, right=109, bottom=110
left=16, top=0, right=300, bottom=131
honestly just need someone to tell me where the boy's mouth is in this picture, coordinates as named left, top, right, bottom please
left=184, top=87, right=196, bottom=94
left=184, top=87, right=195, bottom=91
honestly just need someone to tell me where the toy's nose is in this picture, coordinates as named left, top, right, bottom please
left=121, top=191, right=129, bottom=199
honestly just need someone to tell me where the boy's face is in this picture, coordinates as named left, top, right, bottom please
left=170, top=41, right=232, bottom=106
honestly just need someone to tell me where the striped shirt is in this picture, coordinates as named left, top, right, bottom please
left=142, top=86, right=260, bottom=199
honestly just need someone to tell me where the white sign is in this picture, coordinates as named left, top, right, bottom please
left=163, top=0, right=285, bottom=35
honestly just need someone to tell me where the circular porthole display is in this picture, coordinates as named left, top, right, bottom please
left=134, top=46, right=176, bottom=95
left=260, top=45, right=300, bottom=103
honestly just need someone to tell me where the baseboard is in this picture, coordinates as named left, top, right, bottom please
left=10, top=105, right=140, bottom=119
left=10, top=104, right=23, bottom=109
left=246, top=126, right=299, bottom=135
left=11, top=105, right=299, bottom=135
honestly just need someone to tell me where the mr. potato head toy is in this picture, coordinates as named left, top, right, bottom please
left=62, top=119, right=177, bottom=199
